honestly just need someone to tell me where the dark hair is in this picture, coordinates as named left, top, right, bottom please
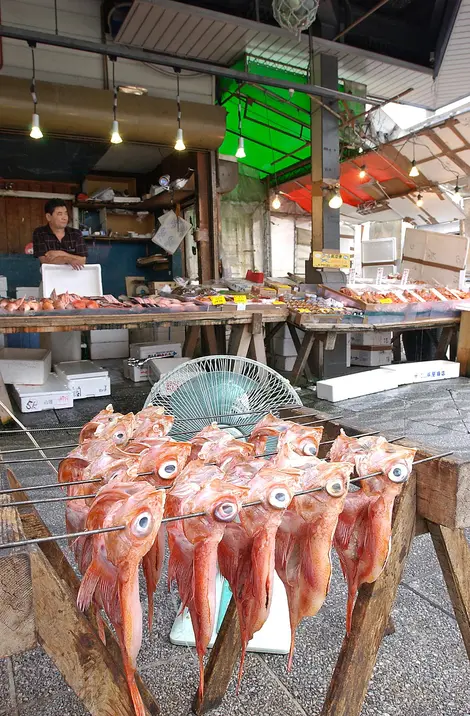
left=45, top=198, right=68, bottom=215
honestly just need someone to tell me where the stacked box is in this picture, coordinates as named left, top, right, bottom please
left=89, top=329, right=129, bottom=360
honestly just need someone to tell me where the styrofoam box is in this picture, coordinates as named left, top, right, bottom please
left=362, top=238, right=397, bottom=264
left=90, top=341, right=129, bottom=360
left=122, top=360, right=149, bottom=383
left=316, top=369, right=399, bottom=402
left=129, top=342, right=182, bottom=360
left=148, top=357, right=188, bottom=384
left=90, top=329, right=129, bottom=344
left=54, top=360, right=110, bottom=399
left=12, top=374, right=73, bottom=413
left=352, top=332, right=392, bottom=347
left=381, top=360, right=460, bottom=386
left=0, top=348, right=51, bottom=385
left=273, top=355, right=296, bottom=372
left=16, top=287, right=40, bottom=299
left=273, top=325, right=302, bottom=357
left=0, top=276, right=7, bottom=297
left=350, top=349, right=393, bottom=367
left=41, top=263, right=103, bottom=297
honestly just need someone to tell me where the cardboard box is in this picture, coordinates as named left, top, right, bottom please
left=351, top=332, right=392, bottom=347
left=402, top=228, right=469, bottom=289
left=350, top=348, right=393, bottom=367
left=122, top=360, right=149, bottom=383
left=0, top=348, right=51, bottom=385
left=316, top=369, right=399, bottom=402
left=381, top=360, right=460, bottom=385
left=129, top=342, right=182, bottom=360
left=54, top=360, right=111, bottom=399
left=12, top=374, right=73, bottom=413
left=90, top=341, right=129, bottom=360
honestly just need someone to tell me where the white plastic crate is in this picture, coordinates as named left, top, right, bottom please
left=129, top=342, right=182, bottom=360
left=12, top=374, right=73, bottom=413
left=41, top=264, right=103, bottom=297
left=54, top=360, right=111, bottom=399
left=362, top=238, right=397, bottom=264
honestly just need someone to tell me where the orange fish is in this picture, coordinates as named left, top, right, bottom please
left=132, top=405, right=174, bottom=441
left=219, top=466, right=303, bottom=685
left=78, top=481, right=165, bottom=716
left=79, top=404, right=121, bottom=443
left=198, top=434, right=255, bottom=471
left=188, top=423, right=233, bottom=461
left=328, top=429, right=387, bottom=463
left=249, top=413, right=294, bottom=455
left=166, top=461, right=248, bottom=698
left=275, top=461, right=352, bottom=668
left=271, top=424, right=324, bottom=469
left=333, top=439, right=416, bottom=632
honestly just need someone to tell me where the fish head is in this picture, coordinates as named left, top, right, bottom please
left=354, top=442, right=416, bottom=495
left=133, top=406, right=174, bottom=439
left=240, top=467, right=303, bottom=534
left=278, top=424, right=323, bottom=458
left=95, top=413, right=136, bottom=447
left=189, top=424, right=232, bottom=460
left=293, top=461, right=353, bottom=520
left=226, top=459, right=267, bottom=486
left=136, top=439, right=192, bottom=486
left=199, top=435, right=255, bottom=470
left=182, top=477, right=248, bottom=544
left=99, top=458, right=135, bottom=484
left=87, top=481, right=165, bottom=567
left=58, top=457, right=90, bottom=495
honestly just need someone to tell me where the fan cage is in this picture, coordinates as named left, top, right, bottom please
left=145, top=355, right=302, bottom=440
left=272, top=0, right=320, bottom=34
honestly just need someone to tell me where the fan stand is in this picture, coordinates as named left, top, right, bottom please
left=170, top=572, right=291, bottom=655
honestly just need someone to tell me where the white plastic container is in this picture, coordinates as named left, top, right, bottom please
left=129, top=342, right=182, bottom=360
left=381, top=360, right=460, bottom=385
left=89, top=329, right=129, bottom=343
left=54, top=360, right=111, bottom=399
left=316, top=369, right=399, bottom=402
left=12, top=374, right=73, bottom=413
left=350, top=349, right=393, bottom=367
left=41, top=264, right=103, bottom=297
left=90, top=342, right=129, bottom=360
left=148, top=357, right=188, bottom=384
left=0, top=276, right=7, bottom=297
left=123, top=360, right=149, bottom=382
left=16, top=287, right=40, bottom=299
left=0, top=348, right=51, bottom=385
left=362, top=238, right=397, bottom=264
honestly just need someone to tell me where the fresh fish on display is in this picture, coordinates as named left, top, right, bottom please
left=188, top=423, right=234, bottom=461
left=198, top=434, right=255, bottom=471
left=77, top=481, right=165, bottom=716
left=133, top=438, right=192, bottom=485
left=328, top=429, right=387, bottom=463
left=219, top=466, right=303, bottom=684
left=249, top=413, right=294, bottom=455
left=166, top=461, right=248, bottom=698
left=79, top=404, right=122, bottom=443
left=332, top=435, right=416, bottom=632
left=227, top=458, right=267, bottom=485
left=275, top=461, right=353, bottom=668
left=132, top=406, right=174, bottom=441
left=271, top=424, right=324, bottom=469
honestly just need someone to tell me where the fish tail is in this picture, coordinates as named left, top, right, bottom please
left=346, top=589, right=356, bottom=634
left=198, top=654, right=205, bottom=702
left=123, top=654, right=146, bottom=716
left=236, top=645, right=248, bottom=693
left=287, top=630, right=296, bottom=672
left=77, top=560, right=101, bottom=611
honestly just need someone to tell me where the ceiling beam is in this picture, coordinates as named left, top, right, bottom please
left=0, top=25, right=371, bottom=105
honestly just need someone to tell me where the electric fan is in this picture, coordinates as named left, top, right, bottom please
left=144, top=356, right=304, bottom=654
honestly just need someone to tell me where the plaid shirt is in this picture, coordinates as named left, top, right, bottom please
left=33, top=225, right=88, bottom=259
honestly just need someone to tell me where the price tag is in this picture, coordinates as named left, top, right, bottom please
left=349, top=267, right=356, bottom=284
left=233, top=295, right=247, bottom=304
left=401, top=269, right=410, bottom=286
left=379, top=298, right=393, bottom=304
left=210, top=295, right=226, bottom=306
left=312, top=251, right=351, bottom=269
left=273, top=300, right=285, bottom=305
left=237, top=302, right=246, bottom=311
left=376, top=267, right=384, bottom=285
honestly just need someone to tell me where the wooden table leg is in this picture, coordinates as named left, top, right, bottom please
left=183, top=326, right=200, bottom=358
left=291, top=332, right=316, bottom=385
left=202, top=326, right=218, bottom=356
left=320, top=475, right=416, bottom=716
left=192, top=598, right=241, bottom=714
left=227, top=325, right=251, bottom=358
left=287, top=324, right=313, bottom=382
left=457, top=311, right=470, bottom=376
left=0, top=375, right=13, bottom=424
left=248, top=313, right=266, bottom=364
left=392, top=332, right=402, bottom=363
left=427, top=521, right=470, bottom=659
left=214, top=325, right=227, bottom=354
left=435, top=326, right=454, bottom=360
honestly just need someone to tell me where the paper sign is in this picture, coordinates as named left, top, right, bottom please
left=312, top=251, right=351, bottom=269
left=233, top=295, right=247, bottom=304
left=210, top=295, right=226, bottom=306
left=236, top=303, right=246, bottom=311
left=349, top=268, right=356, bottom=284
left=401, top=269, right=410, bottom=286
left=376, top=267, right=384, bottom=285
left=273, top=300, right=285, bottom=305
left=379, top=298, right=393, bottom=304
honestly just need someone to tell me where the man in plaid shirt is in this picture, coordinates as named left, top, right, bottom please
left=33, top=199, right=87, bottom=271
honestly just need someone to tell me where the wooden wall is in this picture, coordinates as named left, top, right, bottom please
left=0, top=181, right=79, bottom=254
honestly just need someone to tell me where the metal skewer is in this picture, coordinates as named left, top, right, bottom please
left=0, top=400, right=59, bottom=475
left=0, top=478, right=102, bottom=495
left=0, top=452, right=453, bottom=548
left=171, top=414, right=344, bottom=438
left=0, top=426, right=83, bottom=435
left=0, top=444, right=79, bottom=455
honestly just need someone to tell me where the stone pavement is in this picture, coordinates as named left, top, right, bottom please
left=0, top=364, right=469, bottom=716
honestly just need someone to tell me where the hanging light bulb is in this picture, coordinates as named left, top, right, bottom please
left=272, top=194, right=281, bottom=210
left=328, top=187, right=343, bottom=209
left=358, top=146, right=364, bottom=154
left=109, top=56, right=122, bottom=144
left=416, top=193, right=423, bottom=207
left=409, top=160, right=419, bottom=178
left=235, top=136, right=246, bottom=159
left=359, top=165, right=367, bottom=179
left=174, top=68, right=185, bottom=151
left=454, top=183, right=461, bottom=199
left=28, top=42, right=43, bottom=140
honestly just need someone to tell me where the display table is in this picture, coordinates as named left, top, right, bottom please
left=287, top=316, right=461, bottom=384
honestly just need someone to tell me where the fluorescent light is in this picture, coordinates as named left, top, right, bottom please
left=118, top=85, right=147, bottom=96
left=30, top=112, right=43, bottom=139
left=175, top=127, right=186, bottom=151
left=359, top=165, right=367, bottom=179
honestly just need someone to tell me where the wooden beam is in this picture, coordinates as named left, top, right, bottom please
left=423, top=129, right=470, bottom=175
left=457, top=310, right=470, bottom=377
left=320, top=474, right=416, bottom=716
left=0, top=375, right=14, bottom=424
left=0, top=495, right=36, bottom=658
left=196, top=152, right=214, bottom=283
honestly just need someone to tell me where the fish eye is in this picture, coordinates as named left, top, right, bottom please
left=268, top=487, right=290, bottom=509
left=388, top=463, right=410, bottom=484
left=325, top=478, right=345, bottom=497
left=302, top=441, right=317, bottom=456
left=213, top=501, right=237, bottom=522
left=114, top=431, right=125, bottom=442
left=132, top=511, right=153, bottom=537
left=158, top=461, right=178, bottom=479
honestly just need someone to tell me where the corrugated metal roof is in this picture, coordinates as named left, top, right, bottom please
left=116, top=0, right=470, bottom=111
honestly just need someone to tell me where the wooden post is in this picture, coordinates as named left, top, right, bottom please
left=248, top=313, right=267, bottom=364
left=195, top=153, right=214, bottom=284
left=291, top=332, right=316, bottom=385
left=457, top=310, right=470, bottom=376
left=0, top=375, right=13, bottom=424
left=287, top=324, right=313, bottom=382
left=320, top=475, right=416, bottom=716
left=227, top=325, right=251, bottom=357
left=183, top=326, right=200, bottom=358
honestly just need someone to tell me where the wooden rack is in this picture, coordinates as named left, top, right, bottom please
left=1, top=413, right=469, bottom=716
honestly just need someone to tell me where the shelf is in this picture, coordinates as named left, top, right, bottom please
left=75, top=189, right=194, bottom=213
left=84, top=235, right=153, bottom=243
